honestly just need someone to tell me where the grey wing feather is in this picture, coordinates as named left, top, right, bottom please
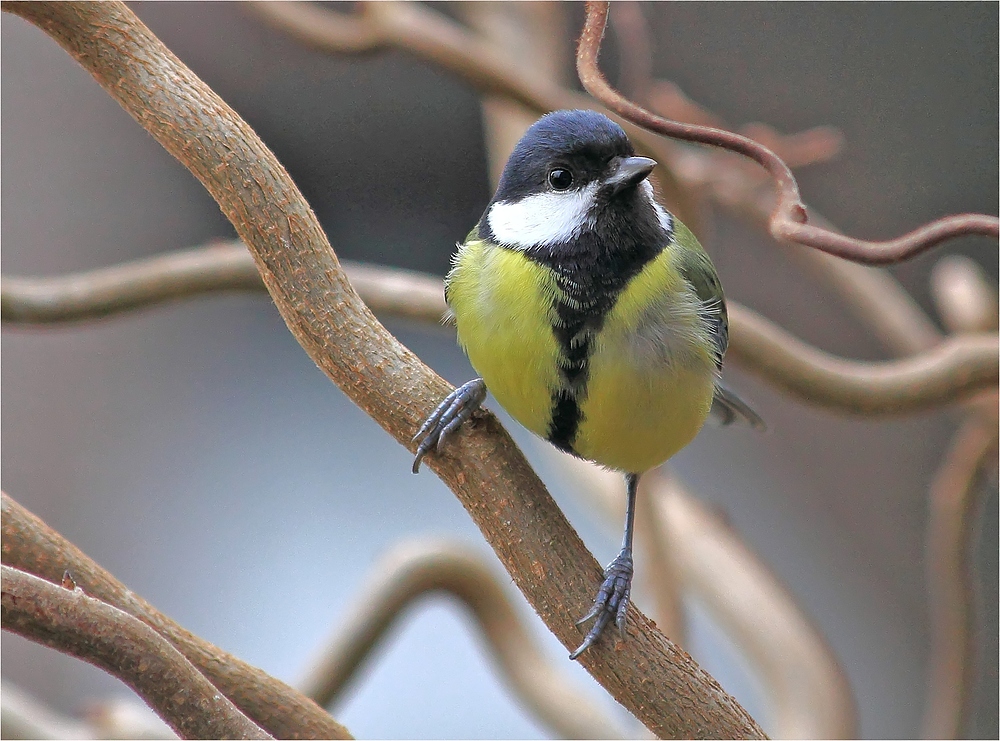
left=710, top=383, right=766, bottom=430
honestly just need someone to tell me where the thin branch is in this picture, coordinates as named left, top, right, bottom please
left=0, top=242, right=446, bottom=325
left=922, top=418, right=999, bottom=739
left=550, top=454, right=859, bottom=740
left=299, top=540, right=626, bottom=740
left=1, top=565, right=271, bottom=740
left=577, top=1, right=999, bottom=265
left=2, top=3, right=764, bottom=736
left=728, top=304, right=998, bottom=415
left=0, top=492, right=352, bottom=741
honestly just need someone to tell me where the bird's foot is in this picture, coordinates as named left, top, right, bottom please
left=411, top=378, right=487, bottom=473
left=570, top=549, right=634, bottom=660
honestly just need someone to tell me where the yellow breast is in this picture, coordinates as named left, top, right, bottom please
left=446, top=240, right=562, bottom=438
left=446, top=239, right=717, bottom=473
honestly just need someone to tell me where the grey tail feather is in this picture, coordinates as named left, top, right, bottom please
left=710, top=383, right=766, bottom=431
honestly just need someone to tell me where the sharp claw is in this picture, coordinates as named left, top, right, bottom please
left=570, top=550, right=635, bottom=659
left=575, top=602, right=603, bottom=627
left=411, top=379, right=486, bottom=473
left=570, top=610, right=613, bottom=660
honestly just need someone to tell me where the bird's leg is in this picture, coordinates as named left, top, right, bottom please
left=411, top=378, right=487, bottom=473
left=570, top=472, right=639, bottom=660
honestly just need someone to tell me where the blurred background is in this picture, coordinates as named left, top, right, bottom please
left=2, top=2, right=997, bottom=739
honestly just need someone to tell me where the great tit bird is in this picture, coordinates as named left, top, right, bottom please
left=412, top=109, right=763, bottom=659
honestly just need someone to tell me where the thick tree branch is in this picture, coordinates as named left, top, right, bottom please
left=578, top=1, right=998, bottom=265
left=299, top=540, right=626, bottom=740
left=1, top=565, right=271, bottom=740
left=2, top=3, right=764, bottom=736
left=0, top=492, right=351, bottom=741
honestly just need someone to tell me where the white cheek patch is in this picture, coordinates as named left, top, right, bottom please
left=640, top=180, right=674, bottom=236
left=487, top=183, right=598, bottom=249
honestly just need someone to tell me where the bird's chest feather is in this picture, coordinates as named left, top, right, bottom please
left=447, top=241, right=717, bottom=470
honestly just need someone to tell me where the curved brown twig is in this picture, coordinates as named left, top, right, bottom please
left=551, top=454, right=859, bottom=740
left=1, top=565, right=271, bottom=740
left=4, top=248, right=996, bottom=414
left=0, top=492, right=351, bottom=741
left=299, top=540, right=626, bottom=740
left=0, top=242, right=446, bottom=325
left=728, top=304, right=998, bottom=415
left=577, top=1, right=999, bottom=265
left=2, top=3, right=764, bottom=736
left=922, top=418, right=999, bottom=739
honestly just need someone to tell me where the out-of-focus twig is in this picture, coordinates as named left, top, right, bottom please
left=922, top=418, right=998, bottom=739
left=4, top=248, right=996, bottom=413
left=578, top=1, right=999, bottom=265
left=0, top=242, right=446, bottom=325
left=930, top=256, right=1000, bottom=336
left=1, top=682, right=175, bottom=740
left=0, top=492, right=352, bottom=741
left=0, top=681, right=93, bottom=740
left=728, top=304, right=997, bottom=414
left=299, top=540, right=626, bottom=740
left=551, top=453, right=859, bottom=740
left=609, top=1, right=653, bottom=103
left=921, top=257, right=999, bottom=739
left=3, top=4, right=765, bottom=736
left=1, top=565, right=271, bottom=740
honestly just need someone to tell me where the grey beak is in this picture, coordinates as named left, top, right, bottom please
left=606, top=156, right=656, bottom=195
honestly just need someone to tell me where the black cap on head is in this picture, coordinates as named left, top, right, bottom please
left=493, top=110, right=636, bottom=203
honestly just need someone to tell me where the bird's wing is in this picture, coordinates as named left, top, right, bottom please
left=673, top=224, right=728, bottom=371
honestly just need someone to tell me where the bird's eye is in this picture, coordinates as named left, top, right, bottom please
left=547, top=168, right=573, bottom=191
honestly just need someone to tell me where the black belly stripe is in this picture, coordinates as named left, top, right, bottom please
left=486, top=190, right=674, bottom=455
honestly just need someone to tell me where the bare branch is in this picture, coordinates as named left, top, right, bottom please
left=299, top=540, right=627, bottom=740
left=2, top=3, right=764, bottom=736
left=0, top=492, right=352, bottom=741
left=922, top=418, right=999, bottom=739
left=1, top=566, right=271, bottom=740
left=728, top=304, right=998, bottom=415
left=577, top=1, right=999, bottom=265
left=0, top=243, right=445, bottom=325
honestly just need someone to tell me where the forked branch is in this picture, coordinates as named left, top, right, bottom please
left=1, top=565, right=271, bottom=740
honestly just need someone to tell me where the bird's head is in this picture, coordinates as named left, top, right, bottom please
left=481, top=110, right=662, bottom=251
